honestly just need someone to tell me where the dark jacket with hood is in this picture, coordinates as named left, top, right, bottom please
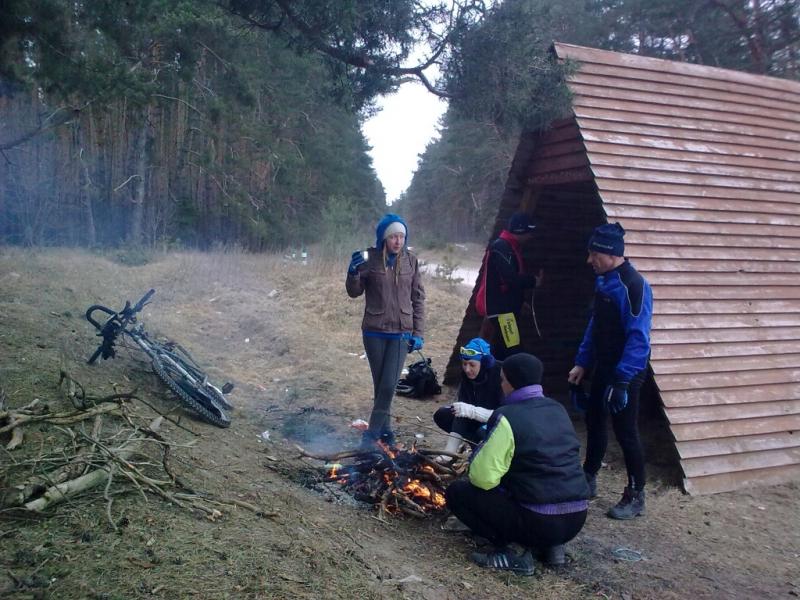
left=457, top=355, right=504, bottom=412
left=476, top=230, right=537, bottom=317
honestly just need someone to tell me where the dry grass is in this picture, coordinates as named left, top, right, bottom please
left=0, top=247, right=797, bottom=600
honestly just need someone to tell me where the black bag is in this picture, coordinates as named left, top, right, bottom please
left=396, top=357, right=442, bottom=399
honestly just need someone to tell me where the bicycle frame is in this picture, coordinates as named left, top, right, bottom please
left=86, top=289, right=233, bottom=426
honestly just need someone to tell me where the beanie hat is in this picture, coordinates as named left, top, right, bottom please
left=508, top=212, right=537, bottom=235
left=383, top=221, right=406, bottom=239
left=588, top=222, right=625, bottom=256
left=375, top=214, right=409, bottom=249
left=460, top=337, right=492, bottom=361
left=501, top=353, right=543, bottom=389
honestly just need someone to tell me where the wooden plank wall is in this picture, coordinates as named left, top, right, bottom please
left=555, top=43, right=800, bottom=495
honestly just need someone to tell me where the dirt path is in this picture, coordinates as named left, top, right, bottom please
left=0, top=248, right=798, bottom=600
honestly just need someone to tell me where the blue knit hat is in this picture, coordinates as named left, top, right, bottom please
left=588, top=222, right=625, bottom=257
left=460, top=337, right=492, bottom=361
left=375, top=214, right=408, bottom=249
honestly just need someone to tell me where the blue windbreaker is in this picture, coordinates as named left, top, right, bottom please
left=575, top=260, right=652, bottom=383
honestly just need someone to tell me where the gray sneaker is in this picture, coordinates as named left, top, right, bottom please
left=471, top=547, right=535, bottom=576
left=607, top=486, right=645, bottom=520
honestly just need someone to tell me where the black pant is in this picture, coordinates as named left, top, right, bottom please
left=583, top=366, right=646, bottom=490
left=445, top=480, right=587, bottom=550
left=433, top=407, right=485, bottom=444
left=479, top=314, right=522, bottom=361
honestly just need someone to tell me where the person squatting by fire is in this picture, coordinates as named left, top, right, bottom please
left=346, top=214, right=425, bottom=449
left=445, top=353, right=590, bottom=576
left=433, top=337, right=503, bottom=458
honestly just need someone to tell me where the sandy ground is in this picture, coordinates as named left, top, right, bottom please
left=0, top=247, right=798, bottom=600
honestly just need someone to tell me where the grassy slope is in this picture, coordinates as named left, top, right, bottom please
left=0, top=248, right=797, bottom=600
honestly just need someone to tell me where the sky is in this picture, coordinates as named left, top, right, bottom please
left=362, top=78, right=448, bottom=205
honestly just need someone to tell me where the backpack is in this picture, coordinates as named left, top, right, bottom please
left=396, top=357, right=442, bottom=399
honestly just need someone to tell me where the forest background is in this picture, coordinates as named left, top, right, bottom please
left=1, top=0, right=798, bottom=251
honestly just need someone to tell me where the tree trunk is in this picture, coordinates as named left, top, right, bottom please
left=129, top=103, right=154, bottom=246
left=79, top=108, right=97, bottom=247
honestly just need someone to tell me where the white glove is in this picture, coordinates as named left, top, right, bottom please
left=452, top=402, right=493, bottom=423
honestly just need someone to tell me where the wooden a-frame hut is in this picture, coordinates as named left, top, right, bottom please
left=448, top=43, right=800, bottom=495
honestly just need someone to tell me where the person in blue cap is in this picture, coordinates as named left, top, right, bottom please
left=433, top=337, right=503, bottom=458
left=474, top=212, right=542, bottom=359
left=567, top=222, right=653, bottom=520
left=346, top=214, right=425, bottom=447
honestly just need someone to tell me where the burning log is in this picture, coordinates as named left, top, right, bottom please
left=302, top=442, right=457, bottom=518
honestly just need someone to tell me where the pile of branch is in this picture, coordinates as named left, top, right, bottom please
left=0, top=372, right=262, bottom=524
left=298, top=443, right=467, bottom=519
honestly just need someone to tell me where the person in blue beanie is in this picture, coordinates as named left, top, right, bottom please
left=433, top=337, right=503, bottom=458
left=346, top=214, right=425, bottom=447
left=568, top=222, right=653, bottom=520
left=446, top=353, right=590, bottom=575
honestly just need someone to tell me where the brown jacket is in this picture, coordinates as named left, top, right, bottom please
left=346, top=248, right=425, bottom=337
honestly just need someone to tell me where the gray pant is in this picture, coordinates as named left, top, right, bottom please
left=363, top=335, right=408, bottom=434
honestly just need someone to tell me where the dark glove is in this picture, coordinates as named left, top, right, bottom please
left=348, top=250, right=366, bottom=275
left=604, top=382, right=629, bottom=415
left=407, top=335, right=424, bottom=353
left=569, top=384, right=588, bottom=413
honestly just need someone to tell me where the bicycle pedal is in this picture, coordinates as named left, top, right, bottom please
left=222, top=382, right=234, bottom=394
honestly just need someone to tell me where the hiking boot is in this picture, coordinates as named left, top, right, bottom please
left=541, top=544, right=566, bottom=566
left=607, top=486, right=645, bottom=520
left=585, top=471, right=597, bottom=499
left=470, top=547, right=535, bottom=576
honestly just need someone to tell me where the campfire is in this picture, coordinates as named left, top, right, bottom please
left=300, top=442, right=464, bottom=518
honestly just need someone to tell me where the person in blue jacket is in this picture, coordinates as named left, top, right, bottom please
left=567, top=222, right=653, bottom=520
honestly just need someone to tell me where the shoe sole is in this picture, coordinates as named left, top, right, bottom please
left=606, top=510, right=646, bottom=520
left=486, top=566, right=535, bottom=576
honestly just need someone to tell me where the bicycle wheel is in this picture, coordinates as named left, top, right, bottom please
left=151, top=351, right=231, bottom=428
left=168, top=345, right=234, bottom=411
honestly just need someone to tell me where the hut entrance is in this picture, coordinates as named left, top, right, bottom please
left=445, top=178, right=681, bottom=485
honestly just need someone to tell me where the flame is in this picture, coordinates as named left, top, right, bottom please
left=377, top=440, right=397, bottom=458
left=402, top=479, right=445, bottom=508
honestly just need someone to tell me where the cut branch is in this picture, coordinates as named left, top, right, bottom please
left=23, top=417, right=163, bottom=512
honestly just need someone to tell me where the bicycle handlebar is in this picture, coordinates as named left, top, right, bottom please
left=86, top=290, right=157, bottom=364
left=85, top=304, right=117, bottom=331
left=85, top=289, right=156, bottom=331
left=134, top=288, right=155, bottom=313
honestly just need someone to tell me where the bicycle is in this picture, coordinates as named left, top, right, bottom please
left=85, top=289, right=234, bottom=428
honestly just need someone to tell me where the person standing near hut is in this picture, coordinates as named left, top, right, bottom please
left=567, top=222, right=652, bottom=520
left=446, top=353, right=590, bottom=574
left=346, top=214, right=425, bottom=448
left=474, top=212, right=542, bottom=360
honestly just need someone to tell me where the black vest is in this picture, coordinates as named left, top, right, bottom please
left=492, top=397, right=590, bottom=504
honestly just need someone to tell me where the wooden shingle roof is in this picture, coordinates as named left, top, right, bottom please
left=553, top=43, right=800, bottom=494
